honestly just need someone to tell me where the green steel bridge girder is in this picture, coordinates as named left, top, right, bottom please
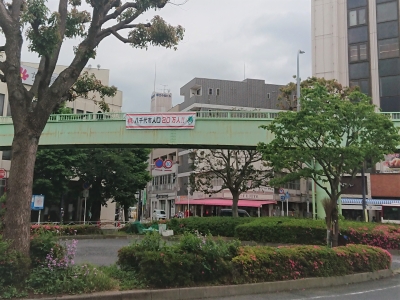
left=1, top=111, right=400, bottom=151
left=0, top=111, right=278, bottom=150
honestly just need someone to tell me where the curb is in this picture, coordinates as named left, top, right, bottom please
left=26, top=269, right=395, bottom=300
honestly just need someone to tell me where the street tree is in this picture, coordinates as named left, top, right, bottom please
left=258, top=82, right=400, bottom=247
left=0, top=0, right=184, bottom=254
left=190, top=149, right=271, bottom=217
left=75, top=148, right=151, bottom=222
left=277, top=77, right=355, bottom=111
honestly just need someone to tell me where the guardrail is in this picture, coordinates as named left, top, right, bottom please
left=2, top=111, right=400, bottom=125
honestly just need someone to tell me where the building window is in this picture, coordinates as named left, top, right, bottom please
left=2, top=150, right=11, bottom=160
left=349, top=43, right=368, bottom=62
left=76, top=109, right=84, bottom=114
left=282, top=179, right=300, bottom=190
left=349, top=8, right=367, bottom=26
left=350, top=79, right=370, bottom=95
left=216, top=88, right=220, bottom=96
left=378, top=38, right=399, bottom=59
left=208, top=88, right=213, bottom=95
left=267, top=93, right=271, bottom=99
left=377, top=1, right=398, bottom=23
left=6, top=101, right=11, bottom=116
left=0, top=94, right=4, bottom=116
left=196, top=88, right=201, bottom=96
left=380, top=75, right=400, bottom=97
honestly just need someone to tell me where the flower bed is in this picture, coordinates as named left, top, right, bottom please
left=30, top=224, right=102, bottom=236
left=117, top=232, right=391, bottom=288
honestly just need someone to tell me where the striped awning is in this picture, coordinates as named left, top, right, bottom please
left=341, top=198, right=400, bottom=205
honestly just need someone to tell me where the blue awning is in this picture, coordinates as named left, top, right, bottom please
left=341, top=198, right=400, bottom=205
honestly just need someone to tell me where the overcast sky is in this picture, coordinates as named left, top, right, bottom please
left=21, top=0, right=312, bottom=113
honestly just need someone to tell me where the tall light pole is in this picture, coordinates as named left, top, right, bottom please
left=297, top=50, right=305, bottom=112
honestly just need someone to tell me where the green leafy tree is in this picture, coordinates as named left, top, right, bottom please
left=258, top=82, right=400, bottom=247
left=76, top=148, right=151, bottom=222
left=0, top=0, right=184, bottom=254
left=277, top=77, right=356, bottom=111
left=190, top=150, right=271, bottom=217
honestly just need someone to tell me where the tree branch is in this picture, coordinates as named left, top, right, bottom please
left=0, top=2, right=12, bottom=31
left=11, top=0, right=23, bottom=20
left=100, top=2, right=138, bottom=25
left=111, top=31, right=130, bottom=43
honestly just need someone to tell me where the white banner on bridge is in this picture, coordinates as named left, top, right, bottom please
left=126, top=112, right=196, bottom=129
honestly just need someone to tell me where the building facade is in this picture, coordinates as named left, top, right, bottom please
left=312, top=0, right=400, bottom=111
left=313, top=0, right=400, bottom=221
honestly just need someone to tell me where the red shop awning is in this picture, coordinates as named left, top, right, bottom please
left=175, top=198, right=276, bottom=208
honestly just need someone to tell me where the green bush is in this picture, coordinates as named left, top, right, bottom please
left=100, top=264, right=145, bottom=290
left=117, top=232, right=240, bottom=287
left=167, top=217, right=253, bottom=237
left=235, top=217, right=327, bottom=245
left=0, top=236, right=30, bottom=292
left=30, top=224, right=102, bottom=236
left=30, top=233, right=65, bottom=267
left=27, top=263, right=118, bottom=295
left=234, top=217, right=400, bottom=250
left=231, top=244, right=391, bottom=284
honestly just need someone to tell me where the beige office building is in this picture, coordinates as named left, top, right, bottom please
left=312, top=0, right=400, bottom=111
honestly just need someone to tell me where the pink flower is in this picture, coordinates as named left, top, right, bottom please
left=20, top=67, right=29, bottom=80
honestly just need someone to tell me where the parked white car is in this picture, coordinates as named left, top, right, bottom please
left=153, top=209, right=166, bottom=220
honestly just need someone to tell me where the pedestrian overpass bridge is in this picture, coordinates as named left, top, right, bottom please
left=1, top=111, right=400, bottom=150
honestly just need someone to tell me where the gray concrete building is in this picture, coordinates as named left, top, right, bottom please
left=179, top=78, right=283, bottom=111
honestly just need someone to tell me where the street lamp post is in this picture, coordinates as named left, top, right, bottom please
left=297, top=50, right=305, bottom=112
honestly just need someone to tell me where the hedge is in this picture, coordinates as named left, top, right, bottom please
left=232, top=244, right=392, bottom=283
left=167, top=217, right=253, bottom=237
left=117, top=232, right=391, bottom=288
left=30, top=224, right=102, bottom=236
left=234, top=218, right=400, bottom=250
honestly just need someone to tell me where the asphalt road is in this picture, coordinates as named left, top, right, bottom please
left=213, top=275, right=400, bottom=300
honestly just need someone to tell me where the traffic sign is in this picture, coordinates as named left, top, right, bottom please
left=31, top=195, right=45, bottom=210
left=155, top=158, right=164, bottom=168
left=280, top=195, right=286, bottom=201
left=0, top=168, right=6, bottom=179
left=163, top=159, right=173, bottom=169
left=285, top=192, right=290, bottom=200
left=83, top=182, right=90, bottom=190
left=279, top=188, right=285, bottom=194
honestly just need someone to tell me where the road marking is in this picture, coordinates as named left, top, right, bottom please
left=293, top=284, right=400, bottom=300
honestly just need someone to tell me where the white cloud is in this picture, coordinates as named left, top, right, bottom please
left=20, top=0, right=312, bottom=112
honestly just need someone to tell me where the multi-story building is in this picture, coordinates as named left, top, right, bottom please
left=312, top=0, right=400, bottom=111
left=312, top=0, right=400, bottom=221
left=0, top=62, right=123, bottom=222
left=170, top=78, right=311, bottom=217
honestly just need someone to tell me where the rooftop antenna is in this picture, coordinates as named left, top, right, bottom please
left=160, top=84, right=168, bottom=93
left=153, top=63, right=157, bottom=111
left=244, top=61, right=246, bottom=80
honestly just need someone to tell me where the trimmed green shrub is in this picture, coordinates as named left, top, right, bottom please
left=117, top=232, right=240, bottom=287
left=235, top=217, right=327, bottom=245
left=167, top=217, right=253, bottom=237
left=231, top=244, right=391, bottom=284
left=234, top=217, right=400, bottom=250
left=30, top=224, right=102, bottom=236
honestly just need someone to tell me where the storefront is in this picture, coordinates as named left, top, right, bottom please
left=174, top=198, right=276, bottom=217
left=341, top=198, right=400, bottom=222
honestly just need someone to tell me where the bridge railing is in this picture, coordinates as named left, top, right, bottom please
left=195, top=111, right=280, bottom=119
left=1, top=111, right=400, bottom=124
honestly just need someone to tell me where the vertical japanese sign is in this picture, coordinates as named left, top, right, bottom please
left=126, top=112, right=196, bottom=129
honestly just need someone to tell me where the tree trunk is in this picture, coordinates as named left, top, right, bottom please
left=124, top=206, right=129, bottom=223
left=3, top=130, right=40, bottom=256
left=326, top=206, right=340, bottom=248
left=232, top=192, right=239, bottom=217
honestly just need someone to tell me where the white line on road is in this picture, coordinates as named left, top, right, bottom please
left=293, top=284, right=400, bottom=300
